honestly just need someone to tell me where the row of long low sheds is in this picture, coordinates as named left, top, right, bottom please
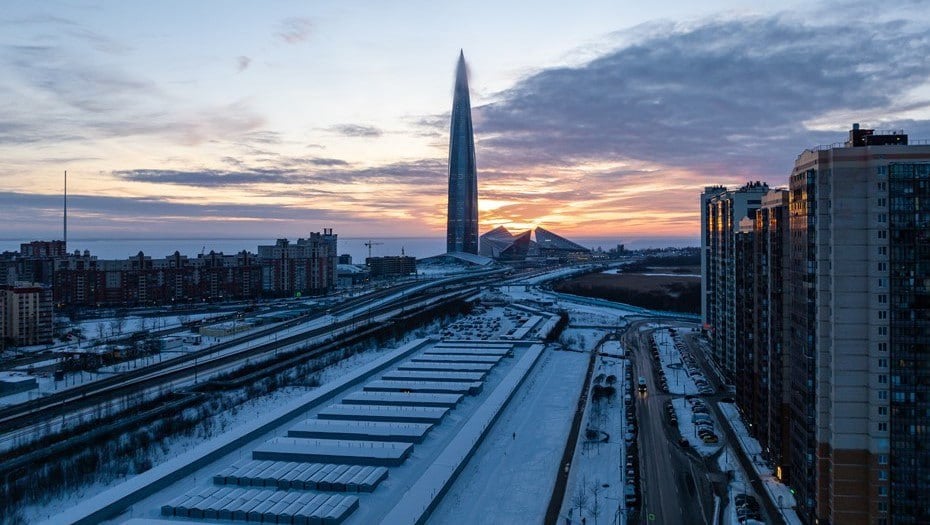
left=158, top=340, right=516, bottom=524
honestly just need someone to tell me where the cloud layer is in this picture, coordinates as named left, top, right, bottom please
left=3, top=4, right=930, bottom=243
left=477, top=14, right=930, bottom=178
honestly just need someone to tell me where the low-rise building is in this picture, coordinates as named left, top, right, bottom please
left=366, top=256, right=416, bottom=279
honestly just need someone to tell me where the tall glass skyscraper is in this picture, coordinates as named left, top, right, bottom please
left=446, top=50, right=479, bottom=254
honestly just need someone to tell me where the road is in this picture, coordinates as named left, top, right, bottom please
left=680, top=332, right=787, bottom=525
left=624, top=322, right=715, bottom=525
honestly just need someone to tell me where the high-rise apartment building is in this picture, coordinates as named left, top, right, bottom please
left=446, top=51, right=479, bottom=255
left=786, top=125, right=929, bottom=524
left=704, top=124, right=930, bottom=524
left=750, top=189, right=791, bottom=469
left=702, top=181, right=769, bottom=380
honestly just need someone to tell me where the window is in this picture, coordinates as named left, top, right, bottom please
left=879, top=358, right=888, bottom=368
left=879, top=310, right=887, bottom=320
left=878, top=229, right=887, bottom=239
left=879, top=486, right=888, bottom=496
left=879, top=326, right=888, bottom=336
left=878, top=422, right=888, bottom=432
left=878, top=213, right=887, bottom=223
left=879, top=374, right=887, bottom=384
left=878, top=197, right=886, bottom=207
left=878, top=454, right=888, bottom=465
left=879, top=390, right=888, bottom=400
left=879, top=342, right=888, bottom=352
left=878, top=469, right=888, bottom=480
left=878, top=262, right=887, bottom=272
left=879, top=294, right=887, bottom=304
left=879, top=406, right=888, bottom=416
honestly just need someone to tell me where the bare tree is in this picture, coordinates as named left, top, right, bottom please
left=572, top=484, right=589, bottom=519
left=588, top=480, right=603, bottom=525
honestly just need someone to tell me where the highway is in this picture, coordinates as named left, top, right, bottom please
left=623, top=321, right=715, bottom=525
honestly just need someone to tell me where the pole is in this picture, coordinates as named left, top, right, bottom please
left=63, top=170, right=68, bottom=250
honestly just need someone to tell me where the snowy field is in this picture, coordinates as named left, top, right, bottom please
left=429, top=348, right=588, bottom=524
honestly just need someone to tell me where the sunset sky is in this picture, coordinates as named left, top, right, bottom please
left=2, top=0, right=930, bottom=243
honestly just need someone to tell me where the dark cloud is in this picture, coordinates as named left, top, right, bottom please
left=113, top=168, right=304, bottom=187
left=306, top=157, right=349, bottom=167
left=0, top=191, right=372, bottom=240
left=328, top=124, right=383, bottom=138
left=277, top=17, right=313, bottom=44
left=237, top=55, right=252, bottom=72
left=111, top=157, right=442, bottom=188
left=476, top=14, right=930, bottom=179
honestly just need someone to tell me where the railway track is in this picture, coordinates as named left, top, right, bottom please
left=0, top=271, right=501, bottom=435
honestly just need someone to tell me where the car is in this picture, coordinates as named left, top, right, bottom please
left=735, top=495, right=760, bottom=511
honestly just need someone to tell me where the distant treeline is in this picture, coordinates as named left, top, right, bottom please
left=634, top=253, right=700, bottom=268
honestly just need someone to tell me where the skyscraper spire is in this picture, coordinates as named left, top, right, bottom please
left=446, top=50, right=479, bottom=254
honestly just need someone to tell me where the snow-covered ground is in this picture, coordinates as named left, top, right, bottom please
left=429, top=348, right=588, bottom=524
left=599, top=340, right=625, bottom=357
left=718, top=403, right=803, bottom=525
left=652, top=330, right=700, bottom=395
left=22, top=340, right=408, bottom=523
left=717, top=446, right=752, bottom=525
left=560, top=351, right=628, bottom=525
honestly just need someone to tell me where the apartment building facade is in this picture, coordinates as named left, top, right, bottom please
left=702, top=125, right=930, bottom=524
left=0, top=282, right=53, bottom=348
left=702, top=181, right=769, bottom=381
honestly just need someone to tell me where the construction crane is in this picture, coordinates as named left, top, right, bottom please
left=363, top=240, right=384, bottom=260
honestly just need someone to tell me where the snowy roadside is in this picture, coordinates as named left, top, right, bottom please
left=717, top=403, right=803, bottom=525
left=652, top=330, right=700, bottom=395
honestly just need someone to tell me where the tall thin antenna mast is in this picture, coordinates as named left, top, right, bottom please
left=64, top=170, right=68, bottom=250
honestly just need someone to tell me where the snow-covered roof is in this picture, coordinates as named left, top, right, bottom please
left=337, top=264, right=368, bottom=274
